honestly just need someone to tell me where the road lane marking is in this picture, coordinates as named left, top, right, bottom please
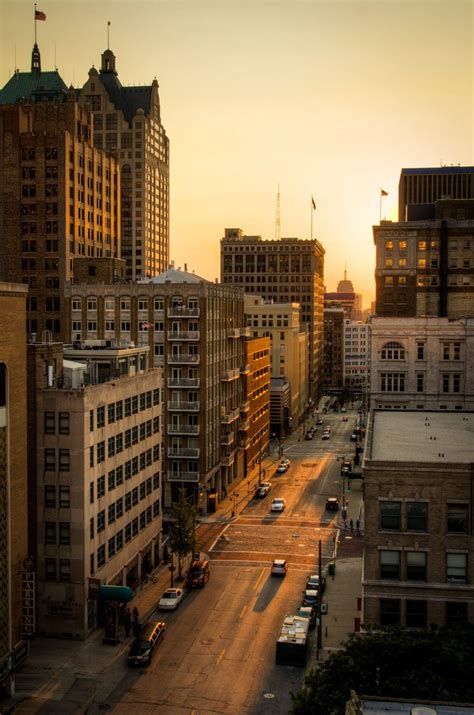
left=208, top=523, right=231, bottom=552
left=253, top=567, right=266, bottom=592
left=216, top=648, right=225, bottom=665
left=240, top=604, right=247, bottom=620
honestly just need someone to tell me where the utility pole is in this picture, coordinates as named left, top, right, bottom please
left=316, top=539, right=323, bottom=658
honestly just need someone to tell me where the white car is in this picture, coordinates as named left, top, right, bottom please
left=158, top=588, right=184, bottom=611
left=276, top=458, right=290, bottom=474
left=271, top=498, right=286, bottom=512
left=271, top=559, right=288, bottom=576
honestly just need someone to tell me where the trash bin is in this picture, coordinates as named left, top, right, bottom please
left=328, top=562, right=335, bottom=577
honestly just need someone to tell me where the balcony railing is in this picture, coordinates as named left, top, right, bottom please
left=227, top=328, right=241, bottom=339
left=168, top=354, right=200, bottom=364
left=167, top=377, right=200, bottom=388
left=168, top=307, right=200, bottom=318
left=167, top=424, right=200, bottom=435
left=167, top=447, right=200, bottom=458
left=221, top=407, right=240, bottom=424
left=167, top=401, right=200, bottom=411
left=221, top=367, right=240, bottom=381
left=239, top=419, right=250, bottom=431
left=167, top=471, right=200, bottom=483
left=240, top=364, right=250, bottom=375
left=221, top=453, right=235, bottom=467
left=241, top=327, right=251, bottom=337
left=167, top=330, right=200, bottom=341
left=241, top=401, right=250, bottom=412
left=220, top=433, right=235, bottom=447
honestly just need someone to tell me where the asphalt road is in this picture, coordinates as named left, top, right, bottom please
left=86, top=407, right=362, bottom=715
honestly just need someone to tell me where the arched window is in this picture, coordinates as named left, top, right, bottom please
left=381, top=342, right=405, bottom=360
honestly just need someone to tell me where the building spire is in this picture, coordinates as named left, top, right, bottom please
left=344, top=262, right=347, bottom=281
left=31, top=43, right=41, bottom=73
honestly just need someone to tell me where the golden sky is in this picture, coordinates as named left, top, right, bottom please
left=1, top=0, right=473, bottom=307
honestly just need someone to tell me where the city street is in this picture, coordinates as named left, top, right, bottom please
left=8, top=406, right=364, bottom=715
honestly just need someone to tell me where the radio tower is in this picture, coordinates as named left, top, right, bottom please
left=275, top=184, right=281, bottom=241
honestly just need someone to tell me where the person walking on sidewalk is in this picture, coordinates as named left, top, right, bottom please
left=356, top=519, right=360, bottom=535
left=132, top=606, right=139, bottom=624
left=350, top=518, right=354, bottom=533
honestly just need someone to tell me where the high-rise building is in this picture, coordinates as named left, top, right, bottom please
left=64, top=267, right=252, bottom=510
left=0, top=283, right=30, bottom=693
left=343, top=319, right=370, bottom=391
left=373, top=199, right=474, bottom=318
left=79, top=49, right=170, bottom=279
left=363, top=409, right=474, bottom=628
left=244, top=295, right=309, bottom=429
left=33, top=340, right=163, bottom=639
left=221, top=228, right=325, bottom=400
left=398, top=166, right=474, bottom=221
left=323, top=308, right=345, bottom=392
left=0, top=45, right=121, bottom=340
left=242, top=337, right=270, bottom=480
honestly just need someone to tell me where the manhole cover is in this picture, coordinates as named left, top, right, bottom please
left=345, top=536, right=353, bottom=540
left=263, top=693, right=275, bottom=699
left=292, top=534, right=299, bottom=538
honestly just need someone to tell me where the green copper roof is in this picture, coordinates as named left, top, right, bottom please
left=0, top=69, right=68, bottom=105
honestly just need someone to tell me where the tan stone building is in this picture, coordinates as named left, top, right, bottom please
left=0, top=283, right=29, bottom=693
left=363, top=410, right=474, bottom=628
left=34, top=341, right=163, bottom=639
left=0, top=46, right=121, bottom=341
left=221, top=229, right=325, bottom=400
left=79, top=48, right=169, bottom=279
left=369, top=316, right=474, bottom=410
left=64, top=267, right=253, bottom=512
left=244, top=295, right=308, bottom=429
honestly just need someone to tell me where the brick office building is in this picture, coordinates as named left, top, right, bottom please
left=0, top=45, right=120, bottom=340
left=242, top=337, right=270, bottom=480
left=363, top=410, right=474, bottom=628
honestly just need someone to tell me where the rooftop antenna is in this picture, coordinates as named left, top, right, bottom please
left=107, top=20, right=111, bottom=50
left=54, top=42, right=57, bottom=70
left=344, top=261, right=347, bottom=281
left=275, top=183, right=281, bottom=241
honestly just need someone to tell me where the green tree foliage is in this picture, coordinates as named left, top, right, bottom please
left=168, top=487, right=198, bottom=579
left=292, top=625, right=474, bottom=715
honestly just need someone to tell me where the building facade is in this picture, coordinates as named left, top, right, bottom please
left=363, top=409, right=474, bottom=629
left=79, top=49, right=169, bottom=279
left=343, top=319, right=370, bottom=391
left=0, top=46, right=121, bottom=341
left=221, top=228, right=325, bottom=400
left=369, top=316, right=474, bottom=410
left=398, top=166, right=474, bottom=221
left=244, top=295, right=309, bottom=429
left=0, top=284, right=29, bottom=693
left=373, top=199, right=474, bottom=319
left=34, top=341, right=163, bottom=639
left=242, top=337, right=270, bottom=480
left=65, top=268, right=251, bottom=511
left=323, top=308, right=345, bottom=392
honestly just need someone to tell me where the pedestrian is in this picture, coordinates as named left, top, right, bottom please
left=132, top=606, right=139, bottom=624
left=350, top=518, right=354, bottom=533
left=132, top=620, right=140, bottom=638
left=124, top=608, right=132, bottom=638
left=356, top=519, right=360, bottom=535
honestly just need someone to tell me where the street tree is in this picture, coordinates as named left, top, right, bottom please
left=291, top=625, right=474, bottom=715
left=168, top=487, right=198, bottom=579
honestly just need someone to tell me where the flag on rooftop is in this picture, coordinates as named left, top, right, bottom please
left=35, top=9, right=46, bottom=20
left=311, top=196, right=316, bottom=210
left=380, top=189, right=388, bottom=196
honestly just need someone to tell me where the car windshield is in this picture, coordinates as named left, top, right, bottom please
left=162, top=593, right=176, bottom=599
left=190, top=568, right=203, bottom=575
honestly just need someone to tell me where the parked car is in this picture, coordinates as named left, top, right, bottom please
left=321, top=432, right=330, bottom=440
left=350, top=433, right=357, bottom=441
left=305, top=431, right=314, bottom=440
left=255, top=482, right=272, bottom=498
left=128, top=621, right=166, bottom=666
left=325, top=497, right=339, bottom=511
left=316, top=418, right=323, bottom=425
left=342, top=415, right=348, bottom=422
left=276, top=459, right=290, bottom=473
left=271, top=498, right=286, bottom=512
left=341, top=407, right=347, bottom=413
left=302, top=588, right=319, bottom=607
left=158, top=588, right=184, bottom=611
left=306, top=573, right=327, bottom=595
left=185, top=560, right=210, bottom=588
left=271, top=559, right=288, bottom=576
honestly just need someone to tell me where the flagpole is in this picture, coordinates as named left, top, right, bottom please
left=311, top=197, right=313, bottom=240
left=379, top=192, right=382, bottom=223
left=34, top=3, right=37, bottom=44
